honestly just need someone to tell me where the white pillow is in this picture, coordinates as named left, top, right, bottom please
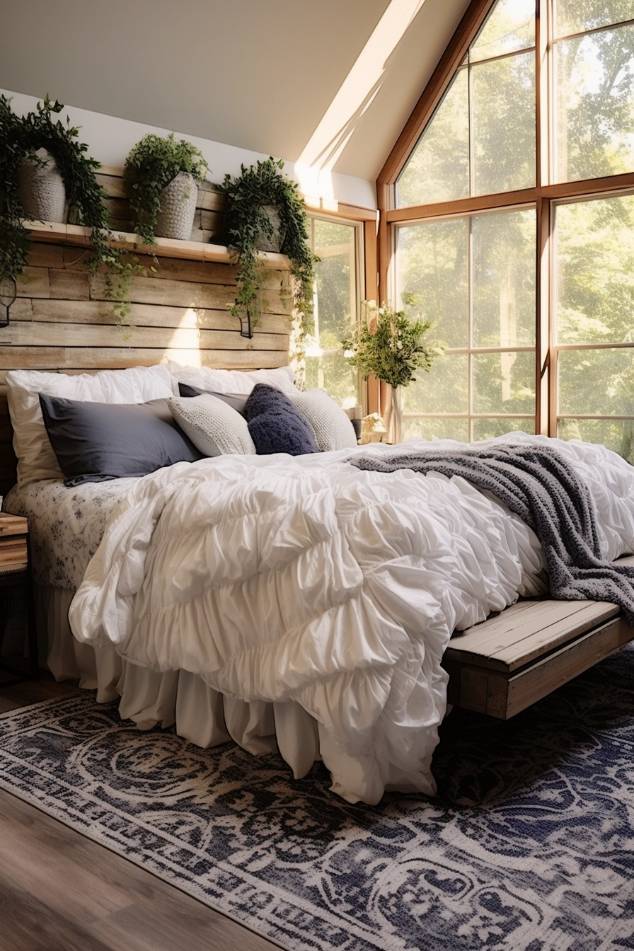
left=169, top=394, right=255, bottom=457
left=291, top=389, right=357, bottom=451
left=6, top=365, right=175, bottom=486
left=168, top=361, right=297, bottom=396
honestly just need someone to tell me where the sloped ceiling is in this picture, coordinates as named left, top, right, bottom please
left=0, top=0, right=469, bottom=182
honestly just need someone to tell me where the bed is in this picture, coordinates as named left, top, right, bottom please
left=5, top=427, right=634, bottom=804
left=4, top=472, right=327, bottom=785
left=3, top=360, right=634, bottom=804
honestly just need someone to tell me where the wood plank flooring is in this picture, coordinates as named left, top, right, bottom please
left=0, top=678, right=281, bottom=951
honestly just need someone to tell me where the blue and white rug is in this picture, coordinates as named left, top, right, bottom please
left=1, top=648, right=633, bottom=951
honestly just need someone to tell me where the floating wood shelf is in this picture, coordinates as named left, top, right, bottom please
left=23, top=220, right=292, bottom=270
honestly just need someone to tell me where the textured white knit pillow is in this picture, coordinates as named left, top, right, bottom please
left=6, top=365, right=175, bottom=486
left=169, top=394, right=255, bottom=457
left=291, top=389, right=357, bottom=451
left=167, top=361, right=297, bottom=396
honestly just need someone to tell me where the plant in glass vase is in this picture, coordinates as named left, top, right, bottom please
left=343, top=301, right=436, bottom=443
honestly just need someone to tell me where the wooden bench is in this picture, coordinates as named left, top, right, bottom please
left=444, top=555, right=634, bottom=719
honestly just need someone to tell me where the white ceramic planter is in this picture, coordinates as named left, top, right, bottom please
left=155, top=172, right=198, bottom=240
left=18, top=148, right=67, bottom=222
left=254, top=204, right=285, bottom=252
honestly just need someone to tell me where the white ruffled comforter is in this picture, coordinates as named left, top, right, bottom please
left=69, top=435, right=634, bottom=804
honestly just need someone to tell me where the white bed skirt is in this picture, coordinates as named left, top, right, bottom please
left=39, top=585, right=321, bottom=779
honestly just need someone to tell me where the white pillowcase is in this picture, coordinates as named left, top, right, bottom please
left=6, top=365, right=175, bottom=486
left=291, top=389, right=357, bottom=451
left=167, top=361, right=297, bottom=396
left=169, top=394, right=255, bottom=457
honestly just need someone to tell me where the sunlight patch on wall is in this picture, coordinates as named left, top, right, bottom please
left=296, top=0, right=427, bottom=202
left=166, top=308, right=203, bottom=366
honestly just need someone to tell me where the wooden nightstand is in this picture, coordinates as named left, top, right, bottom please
left=0, top=514, right=38, bottom=682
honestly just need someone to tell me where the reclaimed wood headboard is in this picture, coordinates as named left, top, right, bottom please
left=0, top=399, right=15, bottom=497
left=0, top=169, right=293, bottom=495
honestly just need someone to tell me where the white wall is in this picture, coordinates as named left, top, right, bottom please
left=2, top=88, right=377, bottom=209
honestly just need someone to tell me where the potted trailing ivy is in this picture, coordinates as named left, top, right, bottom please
left=220, top=157, right=316, bottom=338
left=124, top=134, right=209, bottom=243
left=0, top=95, right=136, bottom=322
left=343, top=301, right=437, bottom=444
left=0, top=95, right=29, bottom=285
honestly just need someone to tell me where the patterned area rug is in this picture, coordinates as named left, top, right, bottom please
left=1, top=649, right=633, bottom=951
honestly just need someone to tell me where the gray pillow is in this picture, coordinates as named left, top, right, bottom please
left=169, top=394, right=256, bottom=457
left=39, top=394, right=201, bottom=486
left=291, top=389, right=357, bottom=451
left=178, top=382, right=247, bottom=415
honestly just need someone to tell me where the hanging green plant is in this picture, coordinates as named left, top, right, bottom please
left=220, top=157, right=317, bottom=339
left=0, top=96, right=28, bottom=284
left=124, top=133, right=208, bottom=245
left=0, top=95, right=137, bottom=322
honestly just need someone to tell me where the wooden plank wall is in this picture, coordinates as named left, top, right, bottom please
left=0, top=231, right=292, bottom=494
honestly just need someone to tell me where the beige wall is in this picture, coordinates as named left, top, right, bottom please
left=0, top=0, right=469, bottom=187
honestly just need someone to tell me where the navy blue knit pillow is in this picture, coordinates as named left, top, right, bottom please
left=245, top=384, right=319, bottom=455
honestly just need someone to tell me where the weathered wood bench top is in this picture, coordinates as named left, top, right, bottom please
left=444, top=554, right=634, bottom=719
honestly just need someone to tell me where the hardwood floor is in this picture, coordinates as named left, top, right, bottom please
left=0, top=678, right=281, bottom=951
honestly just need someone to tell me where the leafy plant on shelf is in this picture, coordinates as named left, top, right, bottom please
left=220, top=157, right=317, bottom=339
left=124, top=133, right=208, bottom=245
left=0, top=94, right=138, bottom=322
left=0, top=95, right=28, bottom=283
left=342, top=301, right=437, bottom=388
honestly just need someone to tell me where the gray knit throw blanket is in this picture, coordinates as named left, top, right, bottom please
left=352, top=443, right=634, bottom=623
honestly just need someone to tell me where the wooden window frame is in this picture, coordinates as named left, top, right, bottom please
left=393, top=204, right=538, bottom=441
left=305, top=203, right=378, bottom=413
left=376, top=0, right=634, bottom=437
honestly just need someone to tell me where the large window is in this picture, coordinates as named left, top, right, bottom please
left=383, top=0, right=634, bottom=452
left=304, top=217, right=361, bottom=409
left=553, top=4, right=633, bottom=182
left=555, top=192, right=634, bottom=459
left=396, top=207, right=536, bottom=440
left=396, top=0, right=536, bottom=207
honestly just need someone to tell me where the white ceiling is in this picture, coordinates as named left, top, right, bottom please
left=0, top=0, right=469, bottom=182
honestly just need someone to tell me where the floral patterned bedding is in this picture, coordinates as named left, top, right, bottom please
left=3, top=477, right=138, bottom=589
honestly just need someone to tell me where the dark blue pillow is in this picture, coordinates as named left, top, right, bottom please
left=244, top=384, right=319, bottom=456
left=39, top=394, right=201, bottom=486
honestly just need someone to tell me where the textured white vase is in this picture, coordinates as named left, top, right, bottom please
left=155, top=172, right=198, bottom=240
left=254, top=204, right=285, bottom=252
left=18, top=148, right=67, bottom=222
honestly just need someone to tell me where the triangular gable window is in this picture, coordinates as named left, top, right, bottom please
left=396, top=0, right=536, bottom=207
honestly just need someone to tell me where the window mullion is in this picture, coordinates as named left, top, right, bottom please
left=468, top=215, right=474, bottom=438
left=537, top=0, right=553, bottom=189
left=537, top=0, right=556, bottom=436
left=552, top=16, right=634, bottom=45
left=548, top=199, right=558, bottom=437
left=537, top=197, right=551, bottom=435
left=467, top=57, right=474, bottom=198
